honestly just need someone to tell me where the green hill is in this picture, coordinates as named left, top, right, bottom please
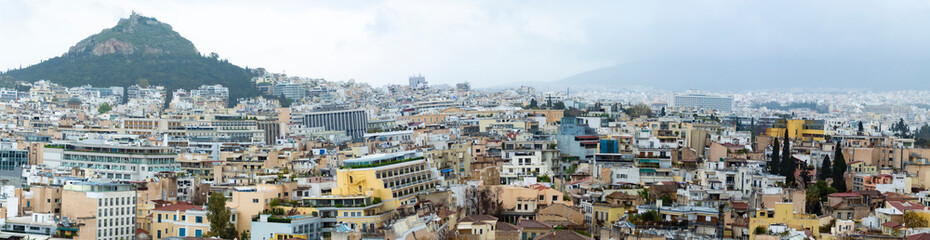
left=2, top=13, right=261, bottom=105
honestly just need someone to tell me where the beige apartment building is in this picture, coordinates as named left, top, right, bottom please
left=60, top=182, right=136, bottom=240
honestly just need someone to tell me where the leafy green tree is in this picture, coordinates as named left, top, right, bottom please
left=819, top=155, right=832, bottom=181
left=805, top=181, right=836, bottom=216
left=97, top=102, right=112, bottom=114
left=905, top=211, right=928, bottom=228
left=754, top=226, right=768, bottom=235
left=638, top=188, right=652, bottom=203
left=277, top=95, right=293, bottom=108
left=832, top=145, right=848, bottom=192
left=526, top=98, right=538, bottom=109
left=624, top=104, right=652, bottom=118
left=206, top=193, right=238, bottom=238
left=4, top=53, right=263, bottom=107
left=893, top=118, right=910, bottom=138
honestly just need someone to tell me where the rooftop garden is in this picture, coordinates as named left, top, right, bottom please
left=340, top=156, right=424, bottom=169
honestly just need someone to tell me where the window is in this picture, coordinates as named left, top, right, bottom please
left=196, top=216, right=203, bottom=223
left=253, top=199, right=259, bottom=203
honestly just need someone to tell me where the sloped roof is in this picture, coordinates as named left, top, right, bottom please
left=827, top=192, right=861, bottom=198
left=461, top=215, right=498, bottom=222
left=517, top=219, right=553, bottom=229
left=496, top=221, right=523, bottom=231
left=536, top=230, right=592, bottom=240
left=908, top=233, right=930, bottom=240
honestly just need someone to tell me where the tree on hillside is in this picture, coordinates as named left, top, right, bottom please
left=97, top=102, right=112, bottom=114
left=770, top=137, right=781, bottom=174
left=819, top=155, right=832, bottom=181
left=781, top=129, right=795, bottom=186
left=832, top=144, right=848, bottom=192
left=858, top=122, right=865, bottom=135
left=206, top=193, right=238, bottom=238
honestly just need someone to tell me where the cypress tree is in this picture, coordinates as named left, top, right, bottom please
left=819, top=155, right=832, bottom=181
left=770, top=138, right=781, bottom=174
left=781, top=129, right=795, bottom=185
left=832, top=144, right=848, bottom=192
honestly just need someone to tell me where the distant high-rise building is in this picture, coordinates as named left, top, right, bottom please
left=298, top=109, right=369, bottom=141
left=672, top=92, right=733, bottom=112
left=456, top=82, right=470, bottom=91
left=408, top=74, right=427, bottom=89
left=273, top=82, right=308, bottom=100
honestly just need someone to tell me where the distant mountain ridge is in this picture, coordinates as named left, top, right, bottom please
left=2, top=13, right=261, bottom=105
left=544, top=56, right=930, bottom=91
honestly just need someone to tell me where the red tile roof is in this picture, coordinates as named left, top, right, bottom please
left=730, top=202, right=749, bottom=210
left=517, top=219, right=553, bottom=229
left=536, top=230, right=592, bottom=240
left=827, top=192, right=862, bottom=198
left=462, top=215, right=498, bottom=222
left=909, top=233, right=930, bottom=240
left=883, top=221, right=903, bottom=228
left=496, top=221, right=523, bottom=231
left=888, top=201, right=926, bottom=211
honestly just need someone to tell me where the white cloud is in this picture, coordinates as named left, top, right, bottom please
left=3, top=0, right=930, bottom=88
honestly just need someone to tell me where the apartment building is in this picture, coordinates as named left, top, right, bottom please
left=150, top=202, right=210, bottom=238
left=333, top=151, right=443, bottom=211
left=43, top=143, right=179, bottom=181
left=59, top=182, right=136, bottom=240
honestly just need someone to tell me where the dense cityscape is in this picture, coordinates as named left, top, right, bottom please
left=4, top=3, right=930, bottom=240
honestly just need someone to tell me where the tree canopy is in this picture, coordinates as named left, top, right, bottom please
left=206, top=193, right=238, bottom=238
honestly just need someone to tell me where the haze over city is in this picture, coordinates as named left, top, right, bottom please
left=4, top=0, right=930, bottom=89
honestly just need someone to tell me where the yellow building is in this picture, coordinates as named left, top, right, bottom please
left=765, top=119, right=825, bottom=142
left=150, top=203, right=211, bottom=238
left=273, top=233, right=306, bottom=240
left=227, top=184, right=288, bottom=232
left=849, top=161, right=878, bottom=174
left=333, top=151, right=442, bottom=211
left=748, top=202, right=820, bottom=239
left=592, top=202, right=626, bottom=225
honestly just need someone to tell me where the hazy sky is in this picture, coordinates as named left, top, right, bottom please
left=2, top=0, right=930, bottom=87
